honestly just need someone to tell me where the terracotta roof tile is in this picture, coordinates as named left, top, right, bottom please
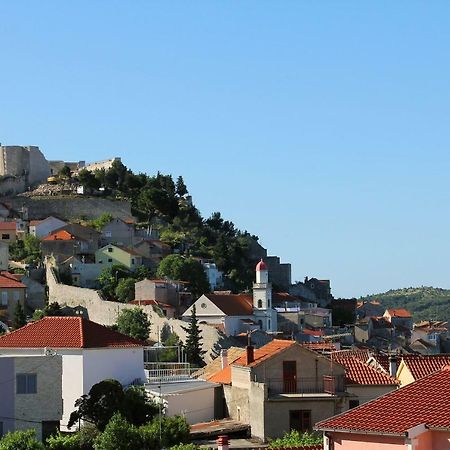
left=194, top=347, right=245, bottom=380
left=204, top=294, right=253, bottom=316
left=208, top=366, right=232, bottom=385
left=386, top=308, right=412, bottom=318
left=0, top=316, right=145, bottom=348
left=316, top=367, right=450, bottom=434
left=0, top=272, right=26, bottom=289
left=233, top=339, right=296, bottom=367
left=43, top=230, right=78, bottom=241
left=400, top=355, right=450, bottom=380
left=0, top=222, right=16, bottom=230
left=333, top=355, right=398, bottom=385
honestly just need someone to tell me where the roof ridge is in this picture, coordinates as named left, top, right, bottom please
left=79, top=317, right=85, bottom=348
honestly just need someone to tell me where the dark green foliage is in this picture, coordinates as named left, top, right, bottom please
left=32, top=302, right=63, bottom=321
left=12, top=302, right=26, bottom=330
left=59, top=165, right=72, bottom=178
left=159, top=325, right=182, bottom=362
left=115, top=278, right=135, bottom=303
left=139, top=416, right=190, bottom=449
left=363, top=286, right=450, bottom=322
left=170, top=445, right=201, bottom=450
left=156, top=255, right=210, bottom=299
left=9, top=235, right=42, bottom=264
left=175, top=176, right=188, bottom=197
left=47, top=424, right=99, bottom=450
left=77, top=169, right=101, bottom=191
left=89, top=213, right=113, bottom=231
left=97, top=265, right=131, bottom=300
left=181, top=305, right=205, bottom=367
left=116, top=308, right=150, bottom=341
left=93, top=413, right=142, bottom=450
left=68, top=380, right=158, bottom=432
left=268, top=430, right=323, bottom=448
left=0, top=429, right=45, bottom=450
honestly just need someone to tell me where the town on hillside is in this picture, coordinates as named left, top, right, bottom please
left=0, top=145, right=449, bottom=449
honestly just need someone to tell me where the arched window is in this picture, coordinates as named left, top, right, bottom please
left=257, top=299, right=262, bottom=308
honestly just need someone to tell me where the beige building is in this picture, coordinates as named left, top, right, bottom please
left=206, top=340, right=348, bottom=442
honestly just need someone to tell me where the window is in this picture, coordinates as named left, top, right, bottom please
left=16, top=374, right=37, bottom=394
left=1, top=234, right=9, bottom=240
left=257, top=299, right=262, bottom=308
left=0, top=421, right=3, bottom=437
left=131, top=258, right=135, bottom=264
left=108, top=247, right=113, bottom=253
left=108, top=258, right=112, bottom=263
left=349, top=400, right=360, bottom=409
left=1, top=292, right=7, bottom=306
left=98, top=260, right=103, bottom=264
left=289, top=410, right=311, bottom=432
left=13, top=291, right=20, bottom=302
left=105, top=231, right=112, bottom=238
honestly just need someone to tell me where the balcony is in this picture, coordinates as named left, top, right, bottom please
left=145, top=362, right=196, bottom=383
left=267, top=375, right=345, bottom=397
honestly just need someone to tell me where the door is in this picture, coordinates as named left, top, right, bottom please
left=289, top=410, right=311, bottom=432
left=283, top=361, right=297, bottom=393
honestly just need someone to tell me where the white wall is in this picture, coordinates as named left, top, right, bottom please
left=33, top=217, right=67, bottom=238
left=82, top=348, right=145, bottom=394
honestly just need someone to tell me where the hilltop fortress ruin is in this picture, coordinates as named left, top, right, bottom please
left=0, top=145, right=119, bottom=196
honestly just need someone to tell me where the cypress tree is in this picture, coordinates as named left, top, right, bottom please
left=182, top=305, right=205, bottom=367
left=13, top=302, right=27, bottom=330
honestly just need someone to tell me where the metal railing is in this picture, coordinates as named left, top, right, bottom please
left=266, top=375, right=344, bottom=396
left=145, top=362, right=196, bottom=383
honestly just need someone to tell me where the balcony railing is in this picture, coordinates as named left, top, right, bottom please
left=267, top=375, right=344, bottom=396
left=145, top=362, right=196, bottom=383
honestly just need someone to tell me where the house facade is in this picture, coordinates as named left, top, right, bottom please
left=0, top=317, right=146, bottom=431
left=207, top=340, right=348, bottom=442
left=0, top=222, right=18, bottom=244
left=29, top=216, right=67, bottom=239
left=0, top=272, right=27, bottom=322
left=95, top=244, right=143, bottom=270
left=0, top=355, right=63, bottom=441
left=100, top=218, right=135, bottom=247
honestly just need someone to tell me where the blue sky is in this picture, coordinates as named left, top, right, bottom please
left=1, top=1, right=450, bottom=298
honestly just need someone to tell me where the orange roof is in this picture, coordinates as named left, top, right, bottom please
left=317, top=367, right=450, bottom=434
left=208, top=366, right=232, bottom=385
left=29, top=220, right=43, bottom=226
left=334, top=354, right=398, bottom=386
left=386, top=308, right=412, bottom=318
left=400, top=355, right=450, bottom=381
left=302, top=329, right=324, bottom=337
left=303, top=342, right=337, bottom=352
left=43, top=230, right=77, bottom=241
left=233, top=339, right=296, bottom=368
left=205, top=294, right=253, bottom=316
left=0, top=272, right=26, bottom=289
left=0, top=316, right=145, bottom=348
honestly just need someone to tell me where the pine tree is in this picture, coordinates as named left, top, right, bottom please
left=13, top=302, right=27, bottom=330
left=182, top=305, right=205, bottom=367
left=176, top=176, right=188, bottom=197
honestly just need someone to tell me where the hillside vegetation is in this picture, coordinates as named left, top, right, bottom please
left=363, top=286, right=450, bottom=322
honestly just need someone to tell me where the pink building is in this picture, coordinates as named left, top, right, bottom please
left=316, top=366, right=450, bottom=449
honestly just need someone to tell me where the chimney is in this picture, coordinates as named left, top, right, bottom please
left=246, top=345, right=254, bottom=365
left=221, top=349, right=228, bottom=369
left=389, top=354, right=397, bottom=378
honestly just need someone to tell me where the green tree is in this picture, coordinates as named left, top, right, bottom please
left=115, top=278, right=135, bottom=303
left=12, top=302, right=26, bottom=330
left=116, top=308, right=150, bottom=341
left=32, top=302, right=63, bottom=321
left=159, top=329, right=181, bottom=362
left=0, top=429, right=45, bottom=450
left=139, top=416, right=190, bottom=449
left=77, top=168, right=101, bottom=191
left=156, top=255, right=210, bottom=298
left=89, top=213, right=113, bottom=232
left=181, top=305, right=205, bottom=367
left=59, top=165, right=72, bottom=178
left=68, top=380, right=157, bottom=431
left=175, top=176, right=188, bottom=197
left=268, top=430, right=322, bottom=448
left=47, top=424, right=99, bottom=450
left=93, top=413, right=142, bottom=450
left=97, top=265, right=130, bottom=300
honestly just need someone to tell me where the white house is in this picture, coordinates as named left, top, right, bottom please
left=0, top=316, right=146, bottom=431
left=29, top=216, right=67, bottom=239
left=183, top=260, right=278, bottom=335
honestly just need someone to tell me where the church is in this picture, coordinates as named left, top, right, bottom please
left=182, top=259, right=278, bottom=336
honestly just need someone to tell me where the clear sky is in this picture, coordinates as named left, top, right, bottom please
left=1, top=1, right=450, bottom=298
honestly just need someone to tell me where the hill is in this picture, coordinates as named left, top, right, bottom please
left=362, top=287, right=450, bottom=322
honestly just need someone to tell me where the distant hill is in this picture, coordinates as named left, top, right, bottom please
left=362, top=287, right=450, bottom=322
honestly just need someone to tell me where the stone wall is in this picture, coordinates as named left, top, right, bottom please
left=0, top=176, right=26, bottom=197
left=8, top=196, right=132, bottom=221
left=46, top=263, right=223, bottom=361
left=83, top=157, right=121, bottom=172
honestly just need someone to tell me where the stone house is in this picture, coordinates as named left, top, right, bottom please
left=0, top=355, right=63, bottom=441
left=41, top=230, right=90, bottom=262
left=207, top=340, right=348, bottom=442
left=383, top=308, right=413, bottom=334
left=29, top=216, right=67, bottom=239
left=95, top=244, right=143, bottom=271
left=133, top=239, right=171, bottom=268
left=0, top=272, right=27, bottom=322
left=100, top=218, right=135, bottom=247
left=0, top=317, right=146, bottom=431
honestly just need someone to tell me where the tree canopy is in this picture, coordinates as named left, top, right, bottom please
left=181, top=305, right=205, bottom=367
left=116, top=308, right=150, bottom=342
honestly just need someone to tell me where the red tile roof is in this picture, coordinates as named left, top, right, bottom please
left=0, top=316, right=145, bottom=348
left=333, top=354, right=398, bottom=386
left=233, top=339, right=296, bottom=367
left=129, top=299, right=175, bottom=309
left=204, top=294, right=253, bottom=316
left=400, top=355, right=450, bottom=381
left=386, top=308, right=412, bottom=318
left=302, top=329, right=324, bottom=337
left=316, top=367, right=450, bottom=434
left=208, top=365, right=232, bottom=385
left=0, top=222, right=16, bottom=230
left=0, top=272, right=26, bottom=289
